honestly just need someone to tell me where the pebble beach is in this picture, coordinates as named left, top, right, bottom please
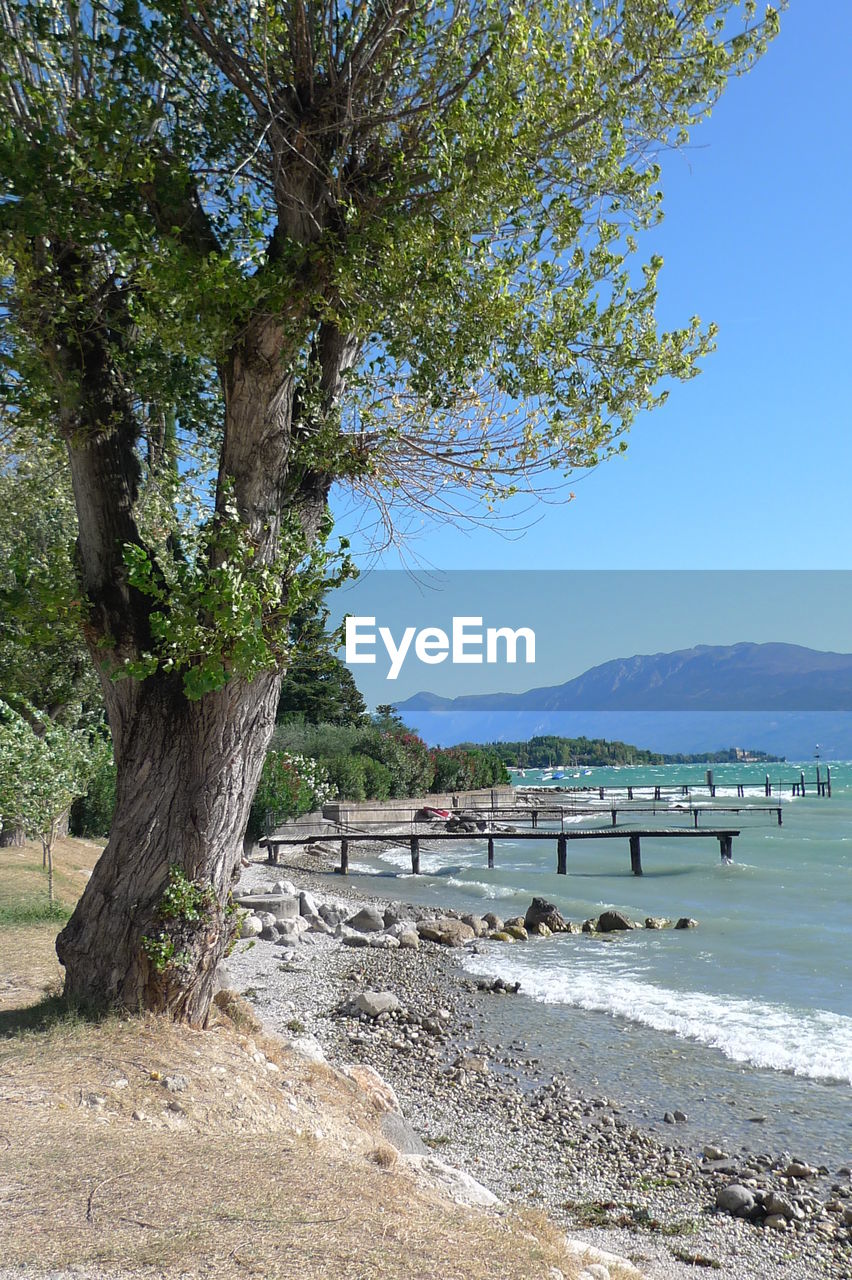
left=226, top=843, right=852, bottom=1280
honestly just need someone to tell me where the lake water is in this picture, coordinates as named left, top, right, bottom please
left=343, top=762, right=852, bottom=1169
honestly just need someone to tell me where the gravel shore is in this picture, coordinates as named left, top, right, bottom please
left=227, top=846, right=852, bottom=1280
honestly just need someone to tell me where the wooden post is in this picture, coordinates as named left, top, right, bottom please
left=777, top=806, right=782, bottom=826
left=693, top=808, right=699, bottom=828
left=487, top=836, right=495, bottom=869
left=719, top=834, right=733, bottom=862
left=338, top=838, right=349, bottom=875
left=629, top=833, right=642, bottom=876
left=531, top=810, right=538, bottom=829
left=599, top=786, right=605, bottom=800
left=411, top=836, right=421, bottom=875
left=611, top=809, right=617, bottom=827
left=627, top=786, right=633, bottom=800
left=800, top=770, right=805, bottom=796
left=654, top=785, right=660, bottom=801
left=816, top=764, right=821, bottom=796
left=827, top=766, right=832, bottom=797
left=557, top=834, right=567, bottom=875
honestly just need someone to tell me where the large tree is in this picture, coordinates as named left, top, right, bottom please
left=0, top=0, right=779, bottom=1022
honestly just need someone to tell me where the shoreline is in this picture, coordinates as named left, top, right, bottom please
left=227, top=844, right=852, bottom=1280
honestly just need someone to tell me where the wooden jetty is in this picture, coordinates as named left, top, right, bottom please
left=520, top=764, right=832, bottom=801
left=260, top=826, right=741, bottom=878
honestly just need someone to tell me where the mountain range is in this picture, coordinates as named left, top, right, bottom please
left=394, top=643, right=852, bottom=757
left=397, top=642, right=852, bottom=713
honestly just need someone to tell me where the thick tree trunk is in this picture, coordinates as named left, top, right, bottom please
left=56, top=669, right=280, bottom=1023
left=0, top=824, right=25, bottom=848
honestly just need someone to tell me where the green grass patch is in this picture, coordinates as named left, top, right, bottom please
left=0, top=899, right=70, bottom=926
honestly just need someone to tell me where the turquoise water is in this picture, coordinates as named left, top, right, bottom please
left=344, top=762, right=852, bottom=1165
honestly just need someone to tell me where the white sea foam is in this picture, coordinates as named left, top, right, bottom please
left=444, top=876, right=525, bottom=900
left=460, top=949, right=852, bottom=1085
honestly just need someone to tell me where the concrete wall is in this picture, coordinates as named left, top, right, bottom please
left=323, top=786, right=516, bottom=828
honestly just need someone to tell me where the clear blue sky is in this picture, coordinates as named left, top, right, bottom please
left=332, top=2, right=852, bottom=572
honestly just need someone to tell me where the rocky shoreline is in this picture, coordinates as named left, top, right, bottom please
left=225, top=846, right=852, bottom=1280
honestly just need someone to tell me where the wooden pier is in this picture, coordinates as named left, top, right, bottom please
left=520, top=764, right=832, bottom=801
left=260, top=826, right=741, bottom=878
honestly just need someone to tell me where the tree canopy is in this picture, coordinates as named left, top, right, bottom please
left=1, top=0, right=780, bottom=696
left=0, top=0, right=782, bottom=1020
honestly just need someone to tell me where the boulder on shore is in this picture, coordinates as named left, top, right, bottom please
left=346, top=905, right=385, bottom=933
left=524, top=896, right=567, bottom=933
left=353, top=990, right=401, bottom=1019
left=716, top=1183, right=756, bottom=1218
left=416, top=917, right=475, bottom=947
left=597, top=909, right=633, bottom=932
left=675, top=917, right=699, bottom=930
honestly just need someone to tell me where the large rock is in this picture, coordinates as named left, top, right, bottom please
left=274, top=919, right=303, bottom=944
left=482, top=912, right=504, bottom=931
left=675, top=917, right=699, bottom=929
left=398, top=929, right=420, bottom=950
left=763, top=1191, right=803, bottom=1220
left=341, top=1063, right=402, bottom=1114
left=346, top=905, right=386, bottom=933
left=596, top=909, right=633, bottom=932
left=381, top=1110, right=429, bottom=1156
left=239, top=914, right=263, bottom=938
left=524, top=897, right=567, bottom=933
left=299, top=890, right=319, bottom=918
left=353, top=990, right=402, bottom=1018
left=716, top=1184, right=755, bottom=1217
left=270, top=878, right=297, bottom=896
left=461, top=913, right=488, bottom=937
left=402, top=1154, right=499, bottom=1207
left=416, top=917, right=475, bottom=947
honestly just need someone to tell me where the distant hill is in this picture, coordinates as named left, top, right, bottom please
left=397, top=642, right=852, bottom=714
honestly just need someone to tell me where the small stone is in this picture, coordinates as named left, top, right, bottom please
left=162, top=1074, right=189, bottom=1093
left=342, top=933, right=369, bottom=947
left=398, top=929, right=420, bottom=950
left=673, top=1109, right=688, bottom=1123
left=240, top=914, right=263, bottom=938
left=663, top=1111, right=675, bottom=1124
left=765, top=1214, right=788, bottom=1232
left=644, top=916, right=670, bottom=929
left=489, top=930, right=514, bottom=943
left=260, top=924, right=278, bottom=941
left=785, top=1161, right=817, bottom=1179
left=503, top=924, right=528, bottom=941
left=703, top=1145, right=728, bottom=1162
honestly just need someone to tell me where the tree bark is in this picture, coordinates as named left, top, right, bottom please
left=0, top=824, right=25, bottom=848
left=56, top=669, right=281, bottom=1023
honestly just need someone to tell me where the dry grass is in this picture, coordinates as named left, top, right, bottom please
left=0, top=836, right=638, bottom=1280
